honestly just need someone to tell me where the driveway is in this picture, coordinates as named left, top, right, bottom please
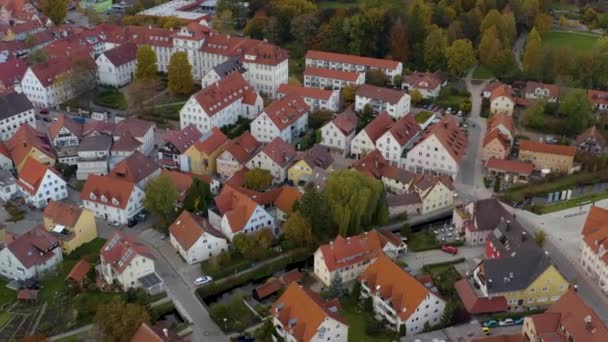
left=399, top=245, right=486, bottom=273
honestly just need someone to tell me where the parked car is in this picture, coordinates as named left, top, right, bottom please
left=499, top=318, right=514, bottom=326
left=236, top=336, right=255, bottom=342
left=441, top=245, right=458, bottom=255
left=514, top=317, right=524, bottom=325
left=135, top=211, right=147, bottom=221
left=482, top=326, right=490, bottom=335
left=457, top=110, right=463, bottom=116
left=483, top=320, right=498, bottom=328
left=194, top=276, right=213, bottom=286
left=42, top=117, right=52, bottom=122
left=39, top=108, right=49, bottom=115
left=127, top=219, right=137, bottom=228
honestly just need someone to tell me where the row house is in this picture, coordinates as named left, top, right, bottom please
left=76, top=134, right=113, bottom=180
left=246, top=137, right=296, bottom=184
left=169, top=210, right=228, bottom=264
left=576, top=126, right=607, bottom=155
left=95, top=42, right=137, bottom=87
left=277, top=84, right=340, bottom=112
left=580, top=206, right=608, bottom=294
left=305, top=50, right=402, bottom=82
left=410, top=174, right=455, bottom=214
left=359, top=255, right=446, bottom=334
left=355, top=84, right=410, bottom=119
left=588, top=89, right=608, bottom=111
left=182, top=127, right=228, bottom=176
left=17, top=157, right=67, bottom=208
left=0, top=91, right=35, bottom=141
left=375, top=114, right=420, bottom=166
left=481, top=112, right=514, bottom=161
left=518, top=140, right=576, bottom=174
left=524, top=81, right=560, bottom=103
left=108, top=151, right=161, bottom=190
left=48, top=114, right=83, bottom=165
left=351, top=112, right=393, bottom=159
left=402, top=71, right=446, bottom=98
left=157, top=124, right=202, bottom=169
left=303, top=66, right=365, bottom=90
left=314, top=230, right=406, bottom=287
left=251, top=93, right=310, bottom=144
left=43, top=200, right=98, bottom=255
left=7, top=124, right=56, bottom=172
left=179, top=72, right=263, bottom=134
left=81, top=174, right=145, bottom=224
left=216, top=131, right=261, bottom=179
left=320, top=107, right=358, bottom=156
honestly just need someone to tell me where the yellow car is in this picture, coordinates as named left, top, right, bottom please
left=482, top=326, right=490, bottom=335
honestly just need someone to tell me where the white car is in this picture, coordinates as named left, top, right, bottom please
left=194, top=276, right=213, bottom=286
left=499, top=318, right=514, bottom=326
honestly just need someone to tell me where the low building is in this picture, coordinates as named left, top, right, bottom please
left=350, top=112, right=393, bottom=159
left=381, top=165, right=416, bottom=195
left=482, top=129, right=511, bottom=161
left=157, top=124, right=202, bottom=170
left=576, top=126, right=607, bottom=155
left=454, top=278, right=508, bottom=315
left=109, top=151, right=161, bottom=190
left=485, top=158, right=534, bottom=184
left=303, top=66, right=365, bottom=90
left=518, top=140, right=576, bottom=174
left=588, top=89, right=608, bottom=111
left=386, top=192, right=422, bottom=218
left=131, top=323, right=184, bottom=342
left=277, top=84, right=340, bottom=112
left=76, top=134, right=113, bottom=180
left=402, top=71, right=446, bottom=98
left=271, top=283, right=349, bottom=342
left=473, top=250, right=568, bottom=311
left=113, top=118, right=156, bottom=156
left=246, top=137, right=296, bottom=184
left=314, top=230, right=406, bottom=287
left=320, top=107, right=358, bottom=156
left=490, top=84, right=515, bottom=116
left=579, top=206, right=608, bottom=294
left=0, top=91, right=35, bottom=142
left=360, top=255, right=446, bottom=334
left=17, top=157, right=67, bottom=208
left=411, top=174, right=454, bottom=214
left=251, top=93, right=310, bottom=144
left=43, top=200, right=97, bottom=254
left=287, top=144, right=334, bottom=186
left=181, top=128, right=228, bottom=176
left=453, top=198, right=515, bottom=247
left=0, top=225, right=62, bottom=280
left=524, top=82, right=560, bottom=103
left=305, top=50, right=403, bottom=81
left=169, top=211, right=228, bottom=264
left=216, top=131, right=261, bottom=179
left=96, top=43, right=137, bottom=87
left=99, top=232, right=162, bottom=294
left=355, top=84, right=410, bottom=119
left=81, top=175, right=144, bottom=224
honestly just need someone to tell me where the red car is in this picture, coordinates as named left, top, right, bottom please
left=441, top=245, right=458, bottom=255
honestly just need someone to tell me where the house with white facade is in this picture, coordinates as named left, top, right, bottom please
left=17, top=157, right=67, bottom=208
left=77, top=134, right=113, bottom=180
left=277, top=83, right=340, bottom=112
left=179, top=72, right=263, bottom=134
left=246, top=137, right=296, bottom=183
left=355, top=84, right=410, bottom=119
left=314, top=230, right=406, bottom=287
left=251, top=94, right=310, bottom=144
left=351, top=112, right=393, bottom=159
left=402, top=115, right=467, bottom=177
left=216, top=131, right=261, bottom=179
left=96, top=43, right=137, bottom=87
left=375, top=114, right=420, bottom=166
left=305, top=50, right=403, bottom=81
left=402, top=71, right=446, bottom=99
left=359, top=254, right=446, bottom=334
left=303, top=66, right=365, bottom=90
left=490, top=84, right=515, bottom=116
left=158, top=124, right=202, bottom=170
left=0, top=225, right=63, bottom=281
left=81, top=174, right=145, bottom=224
left=579, top=206, right=608, bottom=294
left=524, top=81, right=559, bottom=103
left=0, top=91, right=35, bottom=142
left=99, top=232, right=162, bottom=293
left=108, top=151, right=161, bottom=190
left=0, top=169, right=18, bottom=201
left=320, top=107, right=358, bottom=156
left=169, top=210, right=228, bottom=264
left=112, top=118, right=156, bottom=156
left=272, top=283, right=349, bottom=342
left=48, top=114, right=83, bottom=165
left=410, top=174, right=454, bottom=214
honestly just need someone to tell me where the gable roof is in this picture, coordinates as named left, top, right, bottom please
left=404, top=72, right=442, bottom=90
left=277, top=84, right=335, bottom=101
left=490, top=84, right=513, bottom=102
left=356, top=84, right=407, bottom=104
left=483, top=129, right=510, bottom=149
left=43, top=200, right=82, bottom=228
left=454, top=279, right=508, bottom=314
left=296, top=144, right=334, bottom=170
left=479, top=250, right=555, bottom=294
left=257, top=137, right=296, bottom=168
left=66, top=259, right=90, bottom=283
left=214, top=185, right=260, bottom=233
left=78, top=134, right=113, bottom=152
left=169, top=211, right=225, bottom=251
left=381, top=165, right=415, bottom=184
left=485, top=158, right=534, bottom=175
left=48, top=114, right=83, bottom=141
left=420, top=115, right=467, bottom=162
left=262, top=93, right=310, bottom=131
left=588, top=89, right=608, bottom=106
left=305, top=50, right=400, bottom=70
left=81, top=174, right=136, bottom=210
left=192, top=72, right=257, bottom=116
left=101, top=42, right=137, bottom=67
left=222, top=131, right=261, bottom=164
left=100, top=231, right=154, bottom=274
left=191, top=127, right=228, bottom=155
left=7, top=124, right=55, bottom=166
left=16, top=157, right=60, bottom=195
left=328, top=107, right=358, bottom=135
left=303, top=66, right=361, bottom=82
left=525, top=81, right=560, bottom=98
left=352, top=149, right=389, bottom=179
left=109, top=151, right=160, bottom=184
left=386, top=114, right=420, bottom=146
left=519, top=140, right=576, bottom=157
left=362, top=112, right=394, bottom=143
left=576, top=126, right=606, bottom=148
left=130, top=323, right=184, bottom=342
left=113, top=118, right=155, bottom=139
left=582, top=206, right=608, bottom=237
left=161, top=124, right=202, bottom=154
left=7, top=225, right=59, bottom=268
left=0, top=91, right=32, bottom=120
left=273, top=186, right=301, bottom=215
left=487, top=112, right=514, bottom=135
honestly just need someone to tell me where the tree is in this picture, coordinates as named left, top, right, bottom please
left=534, top=13, right=552, bottom=33
left=168, top=52, right=194, bottom=96
left=400, top=223, right=412, bottom=239
left=290, top=13, right=319, bottom=47
left=267, top=0, right=317, bottom=43
left=232, top=229, right=273, bottom=260
left=212, top=9, right=236, bottom=34
left=535, top=230, right=547, bottom=247
left=389, top=20, right=409, bottom=62
left=478, top=26, right=502, bottom=70
left=135, top=45, right=157, bottom=80
left=365, top=70, right=388, bottom=87
left=323, top=272, right=346, bottom=299
left=493, top=176, right=501, bottom=193
left=42, top=0, right=68, bottom=25
left=27, top=49, right=49, bottom=65
left=68, top=57, right=97, bottom=93
left=445, top=39, right=477, bottom=76
left=410, top=89, right=424, bottom=106
left=253, top=319, right=275, bottom=341
left=95, top=297, right=150, bottom=341
left=521, top=100, right=546, bottom=129
left=182, top=178, right=213, bottom=215
left=559, top=90, right=593, bottom=135
left=244, top=16, right=269, bottom=39
left=348, top=281, right=361, bottom=306
left=309, top=110, right=333, bottom=129
left=295, top=185, right=332, bottom=240
left=523, top=27, right=544, bottom=78
left=144, top=174, right=178, bottom=233
left=283, top=212, right=313, bottom=248
left=342, top=85, right=356, bottom=105
left=127, top=79, right=159, bottom=114
left=243, top=168, right=273, bottom=191
left=423, top=27, right=448, bottom=71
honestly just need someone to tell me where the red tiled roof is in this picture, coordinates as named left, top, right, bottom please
left=43, top=200, right=82, bottom=228
left=404, top=72, right=442, bottom=90
left=102, top=42, right=137, bottom=67
left=278, top=83, right=335, bottom=100
left=7, top=124, right=56, bottom=166
left=66, top=259, right=90, bottom=283
left=362, top=112, right=394, bottom=142
left=109, top=151, right=160, bottom=184
left=487, top=112, right=514, bottom=135
left=356, top=84, right=407, bottom=104
left=387, top=114, right=420, bottom=146
left=201, top=34, right=288, bottom=66
left=214, top=185, right=260, bottom=233
left=160, top=170, right=211, bottom=200
left=16, top=157, right=60, bottom=195
left=222, top=131, right=261, bottom=164
left=100, top=231, right=154, bottom=275
left=30, top=54, right=94, bottom=87
left=161, top=124, right=202, bottom=154
left=80, top=175, right=136, bottom=210
left=48, top=114, right=83, bottom=141
left=262, top=93, right=310, bottom=131
left=110, top=135, right=141, bottom=152
left=576, top=126, right=606, bottom=148
left=191, top=127, right=228, bottom=155
left=0, top=57, right=27, bottom=91
left=255, top=279, right=283, bottom=300
left=169, top=211, right=225, bottom=251
left=130, top=323, right=184, bottom=342
left=192, top=72, right=258, bottom=116
left=329, top=107, right=358, bottom=135
left=306, top=50, right=400, bottom=70
left=490, top=84, right=514, bottom=102
left=420, top=115, right=467, bottom=162
left=483, top=129, right=509, bottom=149
left=7, top=225, right=59, bottom=268
left=454, top=279, right=508, bottom=314
left=303, top=67, right=361, bottom=82
left=485, top=158, right=534, bottom=175
left=519, top=140, right=576, bottom=156
left=588, top=89, right=608, bottom=106
left=257, top=137, right=296, bottom=168
left=352, top=150, right=388, bottom=179
left=273, top=185, right=301, bottom=215
left=113, top=118, right=155, bottom=138
left=525, top=81, right=560, bottom=98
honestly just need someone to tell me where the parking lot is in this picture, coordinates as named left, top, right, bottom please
left=405, top=321, right=523, bottom=342
left=429, top=221, right=461, bottom=244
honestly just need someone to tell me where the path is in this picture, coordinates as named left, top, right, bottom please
left=48, top=324, right=94, bottom=341
left=513, top=33, right=527, bottom=70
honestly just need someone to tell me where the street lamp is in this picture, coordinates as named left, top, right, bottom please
left=223, top=318, right=227, bottom=332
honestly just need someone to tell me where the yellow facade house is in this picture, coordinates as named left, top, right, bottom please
left=287, top=145, right=334, bottom=186
left=43, top=200, right=97, bottom=254
left=518, top=140, right=576, bottom=174
left=7, top=125, right=56, bottom=172
left=183, top=128, right=228, bottom=176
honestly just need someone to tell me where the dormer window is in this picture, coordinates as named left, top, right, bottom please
left=90, top=192, right=96, bottom=200
left=112, top=198, right=119, bottom=206
left=101, top=195, right=107, bottom=203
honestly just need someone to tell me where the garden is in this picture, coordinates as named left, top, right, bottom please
left=541, top=31, right=600, bottom=54
left=435, top=86, right=471, bottom=113
left=93, top=87, right=127, bottom=110
left=422, top=260, right=470, bottom=328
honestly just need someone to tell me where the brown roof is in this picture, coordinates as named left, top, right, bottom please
left=161, top=124, right=202, bottom=154
left=102, top=42, right=137, bottom=67
left=110, top=135, right=141, bottom=153
left=16, top=157, right=61, bottom=195
left=490, top=84, right=514, bottom=102
left=454, top=279, right=508, bottom=314
left=109, top=151, right=160, bottom=184
left=262, top=93, right=310, bottom=131
left=352, top=149, right=389, bottom=179
left=581, top=207, right=608, bottom=261
left=487, top=112, right=514, bottom=135
left=255, top=279, right=283, bottom=300
left=113, top=118, right=155, bottom=139
left=7, top=124, right=55, bottom=166
left=296, top=144, right=334, bottom=170
left=404, top=72, right=442, bottom=90
left=277, top=84, right=335, bottom=101
left=588, top=89, right=608, bottom=106
left=362, top=112, right=394, bottom=142
left=329, top=107, right=358, bottom=135
left=258, top=137, right=296, bottom=168
left=525, top=81, right=560, bottom=98
left=214, top=185, right=260, bottom=233
left=47, top=114, right=83, bottom=141
left=193, top=72, right=258, bottom=116
left=7, top=225, right=59, bottom=268
left=356, top=84, right=407, bottom=104
left=306, top=50, right=400, bottom=70
left=359, top=254, right=435, bottom=321
left=100, top=232, right=154, bottom=275
left=382, top=165, right=415, bottom=184
left=471, top=335, right=524, bottom=342
left=387, top=114, right=420, bottom=146
left=576, top=126, right=606, bottom=148
left=200, top=34, right=288, bottom=66
left=43, top=200, right=83, bottom=228
left=519, top=140, right=576, bottom=156
left=66, top=259, right=90, bottom=283
left=485, top=158, right=534, bottom=175
left=420, top=115, right=467, bottom=162
left=130, top=323, right=184, bottom=342
left=192, top=127, right=228, bottom=155
left=483, top=129, right=510, bottom=149
left=81, top=175, right=136, bottom=209
left=582, top=206, right=608, bottom=236
left=386, top=192, right=422, bottom=207
left=222, top=131, right=261, bottom=164
left=30, top=54, right=94, bottom=87
left=160, top=170, right=211, bottom=200
left=169, top=211, right=225, bottom=251
left=273, top=186, right=301, bottom=214
left=303, top=66, right=361, bottom=82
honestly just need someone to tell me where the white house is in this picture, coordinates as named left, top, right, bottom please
left=0, top=91, right=36, bottom=142
left=355, top=84, right=410, bottom=119
left=360, top=255, right=446, bottom=334
left=579, top=206, right=608, bottom=294
left=321, top=108, right=358, bottom=156
left=251, top=94, right=310, bottom=144
left=246, top=137, right=296, bottom=183
left=96, top=43, right=137, bottom=87
left=490, top=84, right=515, bottom=116
left=277, top=83, right=340, bottom=112
left=0, top=225, right=63, bottom=281
left=350, top=112, right=393, bottom=159
left=375, top=114, right=420, bottom=166
left=272, top=283, right=349, bottom=342
left=305, top=50, right=403, bottom=81
left=303, top=66, right=365, bottom=90
left=411, top=175, right=455, bottom=214
left=17, top=157, right=67, bottom=208
left=200, top=57, right=246, bottom=88
left=108, top=151, right=161, bottom=190
left=216, top=131, right=261, bottom=179
left=99, top=232, right=161, bottom=293
left=402, top=115, right=467, bottom=177
left=179, top=72, right=263, bottom=134
left=169, top=211, right=228, bottom=264
left=402, top=72, right=446, bottom=99
left=81, top=174, right=145, bottom=224
left=0, top=169, right=18, bottom=201
left=77, top=134, right=113, bottom=180
left=48, top=114, right=83, bottom=165
left=113, top=118, right=156, bottom=156
left=524, top=81, right=559, bottom=103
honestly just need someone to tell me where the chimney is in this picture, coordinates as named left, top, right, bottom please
left=347, top=237, right=351, bottom=244
left=584, top=315, right=592, bottom=329
left=330, top=241, right=334, bottom=249
left=364, top=231, right=368, bottom=239
left=163, top=328, right=169, bottom=338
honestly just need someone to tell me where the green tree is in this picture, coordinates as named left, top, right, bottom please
left=168, top=51, right=194, bottom=96
left=493, top=176, right=501, bottom=193
left=535, top=230, right=546, bottom=247
left=400, top=223, right=412, bottom=239
left=590, top=38, right=608, bottom=88
left=27, top=49, right=49, bottom=65
left=243, top=168, right=273, bottom=191
left=445, top=39, right=477, bottom=76
left=135, top=45, right=157, bottom=80
left=182, top=178, right=213, bottom=215
left=523, top=27, right=544, bottom=78
left=365, top=70, right=388, bottom=87
left=478, top=26, right=503, bottom=70
left=410, top=89, right=424, bottom=106
left=268, top=0, right=317, bottom=43
left=342, top=85, right=356, bottom=105
left=232, top=229, right=273, bottom=260
left=521, top=100, right=545, bottom=129
left=559, top=90, right=593, bottom=135
left=534, top=13, right=552, bottom=33
left=212, top=9, right=236, bottom=34
left=144, top=174, right=178, bottom=233
left=244, top=16, right=269, bottom=39
left=309, top=110, right=333, bottom=129
left=295, top=185, right=332, bottom=240
left=283, top=211, right=313, bottom=248
left=290, top=13, right=319, bottom=47
left=253, top=320, right=275, bottom=341
left=42, top=0, right=68, bottom=25
left=323, top=272, right=346, bottom=299
left=95, top=297, right=150, bottom=342
left=424, top=27, right=448, bottom=71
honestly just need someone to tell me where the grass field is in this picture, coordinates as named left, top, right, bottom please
left=533, top=191, right=608, bottom=214
left=541, top=31, right=600, bottom=54
left=472, top=65, right=494, bottom=79
left=341, top=301, right=394, bottom=342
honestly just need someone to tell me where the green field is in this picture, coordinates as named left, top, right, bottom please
left=472, top=64, right=494, bottom=79
left=541, top=31, right=600, bottom=53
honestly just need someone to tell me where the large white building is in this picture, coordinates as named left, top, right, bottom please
left=251, top=94, right=310, bottom=144
left=179, top=72, right=263, bottom=134
left=303, top=66, right=365, bottom=90
left=0, top=91, right=36, bottom=142
left=16, top=157, right=68, bottom=208
left=350, top=112, right=393, bottom=159
left=169, top=211, right=228, bottom=264
left=96, top=43, right=137, bottom=87
left=305, top=50, right=403, bottom=81
left=355, top=84, right=410, bottom=119
left=277, top=84, right=340, bottom=112
left=81, top=174, right=144, bottom=224
left=320, top=108, right=358, bottom=156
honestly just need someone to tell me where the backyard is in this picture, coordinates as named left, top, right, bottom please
left=340, top=300, right=395, bottom=342
left=541, top=31, right=600, bottom=53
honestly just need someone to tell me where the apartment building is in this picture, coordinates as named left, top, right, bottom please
left=303, top=66, right=365, bottom=90
left=0, top=91, right=35, bottom=141
left=355, top=84, right=410, bottom=119
left=305, top=50, right=402, bottom=81
left=277, top=84, right=340, bottom=112
left=251, top=94, right=310, bottom=144
left=518, top=140, right=576, bottom=173
left=320, top=107, right=358, bottom=156
left=96, top=42, right=137, bottom=87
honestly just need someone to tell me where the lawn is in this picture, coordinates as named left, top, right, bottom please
left=415, top=111, right=433, bottom=124
left=541, top=31, right=599, bottom=54
left=531, top=191, right=608, bottom=214
left=93, top=88, right=127, bottom=110
left=340, top=301, right=394, bottom=342
left=0, top=311, right=11, bottom=328
left=472, top=65, right=494, bottom=79
left=0, top=281, right=15, bottom=308
left=408, top=230, right=439, bottom=252
left=317, top=0, right=360, bottom=10
left=67, top=238, right=107, bottom=261
left=209, top=294, right=260, bottom=333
